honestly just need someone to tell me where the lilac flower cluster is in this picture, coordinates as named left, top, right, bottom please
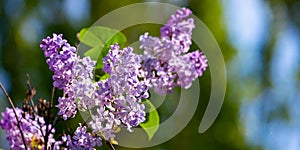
left=62, top=123, right=102, bottom=149
left=0, top=108, right=57, bottom=149
left=40, top=34, right=77, bottom=90
left=0, top=7, right=208, bottom=150
left=40, top=34, right=78, bottom=120
left=139, top=7, right=208, bottom=94
left=41, top=36, right=149, bottom=144
left=21, top=7, right=207, bottom=149
left=91, top=44, right=149, bottom=141
left=40, top=34, right=97, bottom=120
left=65, top=56, right=97, bottom=113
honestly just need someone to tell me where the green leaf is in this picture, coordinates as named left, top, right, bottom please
left=79, top=26, right=126, bottom=61
left=99, top=73, right=110, bottom=80
left=83, top=46, right=103, bottom=61
left=78, top=28, right=105, bottom=47
left=89, top=26, right=126, bottom=46
left=140, top=99, right=160, bottom=141
left=78, top=26, right=127, bottom=80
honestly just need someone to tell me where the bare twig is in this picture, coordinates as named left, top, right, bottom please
left=26, top=74, right=36, bottom=108
left=0, top=83, right=28, bottom=149
left=51, top=86, right=55, bottom=108
left=44, top=101, right=52, bottom=149
left=107, top=141, right=116, bottom=150
left=45, top=86, right=55, bottom=149
left=50, top=115, right=60, bottom=131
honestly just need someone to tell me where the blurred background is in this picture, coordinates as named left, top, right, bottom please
left=0, top=0, right=300, bottom=149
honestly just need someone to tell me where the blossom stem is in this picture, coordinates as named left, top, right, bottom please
left=0, top=82, right=28, bottom=149
left=26, top=74, right=38, bottom=115
left=26, top=74, right=35, bottom=107
left=50, top=115, right=59, bottom=131
left=51, top=86, right=55, bottom=107
left=107, top=141, right=115, bottom=150
left=45, top=87, right=55, bottom=149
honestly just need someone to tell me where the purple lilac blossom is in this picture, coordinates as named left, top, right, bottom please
left=67, top=56, right=97, bottom=111
left=91, top=44, right=149, bottom=142
left=40, top=34, right=78, bottom=120
left=40, top=34, right=96, bottom=120
left=103, top=45, right=149, bottom=128
left=160, top=7, right=194, bottom=54
left=0, top=108, right=57, bottom=149
left=40, top=34, right=77, bottom=90
left=36, top=7, right=207, bottom=149
left=185, top=50, right=208, bottom=76
left=139, top=7, right=208, bottom=94
left=138, top=56, right=177, bottom=95
left=62, top=123, right=102, bottom=150
left=89, top=106, right=119, bottom=141
left=40, top=35, right=149, bottom=143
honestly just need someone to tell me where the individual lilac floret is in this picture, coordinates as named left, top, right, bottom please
left=62, top=123, right=102, bottom=150
left=0, top=108, right=57, bottom=149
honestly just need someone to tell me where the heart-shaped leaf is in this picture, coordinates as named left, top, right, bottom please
left=140, top=99, right=160, bottom=141
left=78, top=26, right=127, bottom=80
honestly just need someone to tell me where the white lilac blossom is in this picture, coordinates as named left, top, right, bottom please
left=139, top=7, right=208, bottom=94
left=62, top=123, right=102, bottom=149
left=0, top=108, right=57, bottom=149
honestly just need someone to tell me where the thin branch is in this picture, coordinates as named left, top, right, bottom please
left=110, top=143, right=116, bottom=150
left=44, top=101, right=52, bottom=149
left=107, top=141, right=116, bottom=150
left=45, top=86, right=55, bottom=149
left=0, top=83, right=28, bottom=149
left=49, top=115, right=60, bottom=131
left=26, top=74, right=35, bottom=107
left=51, top=86, right=55, bottom=108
